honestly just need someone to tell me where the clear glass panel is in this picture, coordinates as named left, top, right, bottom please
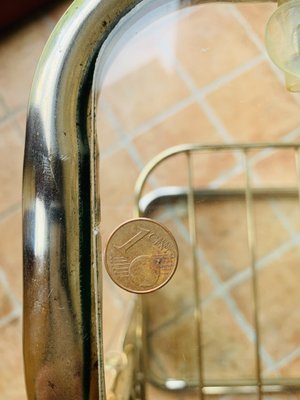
left=95, top=1, right=300, bottom=399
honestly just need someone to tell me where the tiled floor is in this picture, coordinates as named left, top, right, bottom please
left=2, top=1, right=300, bottom=399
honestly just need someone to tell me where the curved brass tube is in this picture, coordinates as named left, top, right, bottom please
left=23, top=0, right=277, bottom=399
left=23, top=1, right=144, bottom=398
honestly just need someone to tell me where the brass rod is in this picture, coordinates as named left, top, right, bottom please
left=134, top=142, right=300, bottom=205
left=148, top=375, right=300, bottom=389
left=186, top=151, right=205, bottom=400
left=244, top=150, right=263, bottom=400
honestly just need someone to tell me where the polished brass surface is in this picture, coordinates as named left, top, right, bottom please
left=104, top=218, right=178, bottom=294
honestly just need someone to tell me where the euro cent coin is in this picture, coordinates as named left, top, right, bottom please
left=104, top=218, right=179, bottom=294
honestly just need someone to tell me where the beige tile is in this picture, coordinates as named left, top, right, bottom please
left=207, top=62, right=300, bottom=143
left=0, top=210, right=22, bottom=301
left=235, top=3, right=276, bottom=41
left=232, top=247, right=300, bottom=362
left=0, top=18, right=51, bottom=111
left=176, top=4, right=259, bottom=88
left=0, top=320, right=26, bottom=400
left=103, top=59, right=189, bottom=132
left=0, top=122, right=23, bottom=214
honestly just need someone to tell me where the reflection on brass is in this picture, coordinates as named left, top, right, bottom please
left=104, top=218, right=179, bottom=294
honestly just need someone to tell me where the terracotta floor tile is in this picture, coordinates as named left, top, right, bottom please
left=0, top=277, right=15, bottom=320
left=232, top=247, right=300, bottom=362
left=276, top=197, right=300, bottom=234
left=0, top=210, right=22, bottom=301
left=253, top=198, right=290, bottom=260
left=176, top=4, right=259, bottom=88
left=100, top=150, right=139, bottom=243
left=144, top=211, right=214, bottom=333
left=195, top=197, right=250, bottom=281
left=235, top=3, right=276, bottom=41
left=280, top=354, right=300, bottom=379
left=102, top=274, right=133, bottom=353
left=97, top=111, right=119, bottom=153
left=0, top=19, right=51, bottom=111
left=133, top=103, right=220, bottom=158
left=103, top=59, right=189, bottom=132
left=151, top=153, right=189, bottom=187
left=253, top=149, right=298, bottom=187
left=15, top=109, right=27, bottom=137
left=192, top=150, right=237, bottom=188
left=0, top=121, right=23, bottom=214
left=0, top=100, right=7, bottom=120
left=202, top=299, right=256, bottom=381
left=0, top=320, right=26, bottom=400
left=193, top=195, right=289, bottom=281
left=207, top=62, right=300, bottom=143
left=148, top=298, right=255, bottom=384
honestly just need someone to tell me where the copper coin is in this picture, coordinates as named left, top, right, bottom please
left=104, top=218, right=179, bottom=294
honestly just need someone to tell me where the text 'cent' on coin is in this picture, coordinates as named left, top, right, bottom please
left=104, top=218, right=179, bottom=294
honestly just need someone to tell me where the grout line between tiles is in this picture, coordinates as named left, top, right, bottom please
left=197, top=54, right=264, bottom=98
left=0, top=269, right=22, bottom=328
left=0, top=106, right=26, bottom=132
left=173, top=59, right=234, bottom=143
left=100, top=52, right=265, bottom=161
left=175, top=216, right=259, bottom=351
left=172, top=215, right=276, bottom=370
left=0, top=203, right=21, bottom=224
left=265, top=345, right=300, bottom=374
left=100, top=99, right=145, bottom=170
left=148, top=216, right=300, bottom=378
left=204, top=239, right=295, bottom=307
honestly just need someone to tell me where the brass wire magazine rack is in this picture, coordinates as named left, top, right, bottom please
left=115, top=143, right=300, bottom=399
